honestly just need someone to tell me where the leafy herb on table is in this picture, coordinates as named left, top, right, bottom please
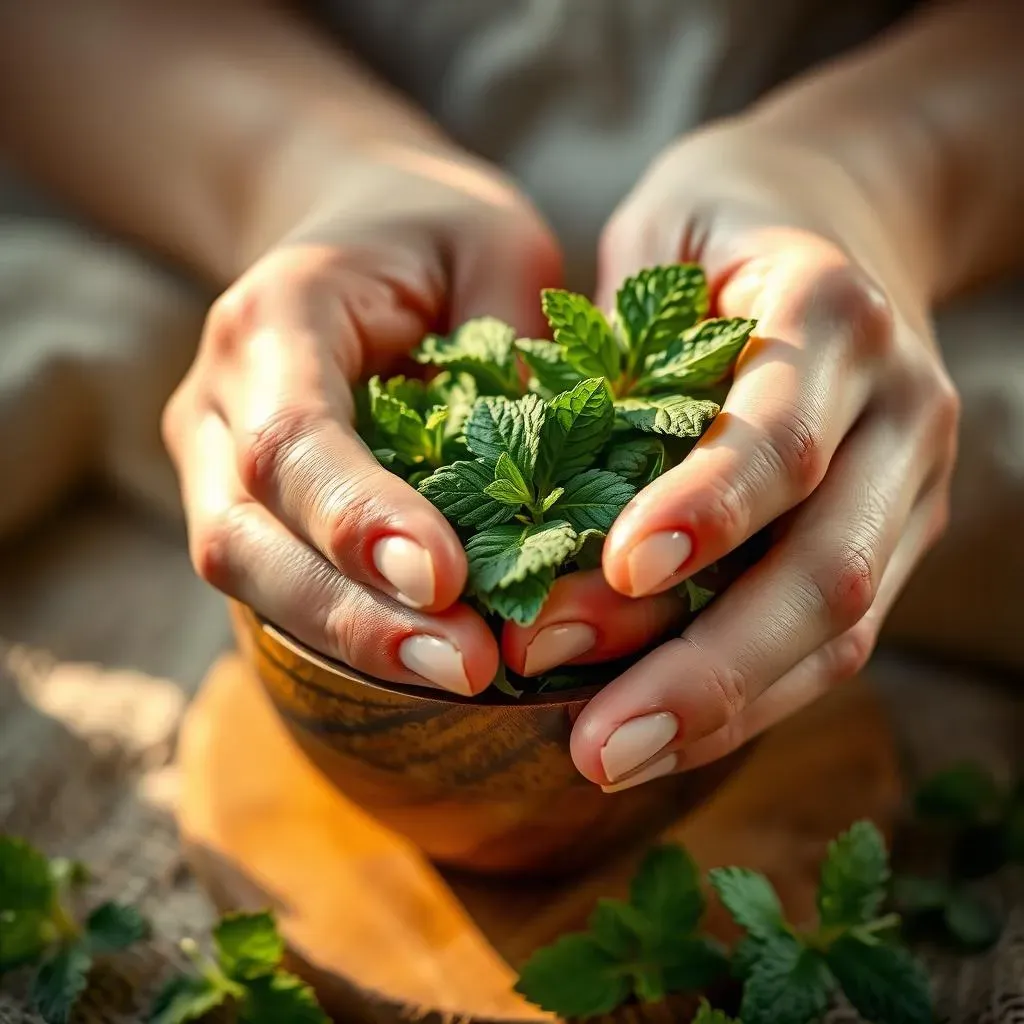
left=515, top=845, right=729, bottom=1018
left=0, top=835, right=150, bottom=1024
left=356, top=265, right=756, bottom=651
left=149, top=910, right=329, bottom=1024
left=710, top=821, right=932, bottom=1024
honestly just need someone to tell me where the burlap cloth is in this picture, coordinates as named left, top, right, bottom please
left=0, top=216, right=1022, bottom=1021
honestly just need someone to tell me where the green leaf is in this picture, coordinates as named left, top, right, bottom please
left=465, top=394, right=545, bottom=478
left=709, top=867, right=785, bottom=940
left=427, top=371, right=479, bottom=438
left=31, top=943, right=93, bottom=1024
left=827, top=935, right=932, bottom=1024
left=515, top=934, right=632, bottom=1018
left=484, top=452, right=533, bottom=507
left=213, top=910, right=284, bottom=981
left=541, top=289, right=622, bottom=380
left=943, top=890, right=1003, bottom=950
left=367, top=376, right=431, bottom=464
left=148, top=975, right=228, bottom=1024
left=631, top=964, right=667, bottom=1004
left=551, top=469, right=636, bottom=533
left=48, top=859, right=89, bottom=893
left=465, top=521, right=577, bottom=593
left=615, top=394, right=720, bottom=439
left=85, top=902, right=149, bottom=954
left=616, top=265, right=708, bottom=364
left=817, top=820, right=890, bottom=928
left=739, top=938, right=833, bottom=1024
left=692, top=997, right=741, bottom=1024
left=490, top=664, right=523, bottom=699
left=640, top=317, right=755, bottom=392
left=630, top=844, right=704, bottom=933
left=537, top=378, right=614, bottom=487
left=604, top=437, right=666, bottom=486
left=475, top=571, right=554, bottom=626
left=588, top=899, right=648, bottom=959
left=418, top=461, right=518, bottom=529
left=239, top=971, right=331, bottom=1024
left=516, top=339, right=586, bottom=398
left=914, top=762, right=1004, bottom=825
left=540, top=487, right=564, bottom=513
left=572, top=527, right=607, bottom=570
left=0, top=836, right=56, bottom=970
left=371, top=447, right=398, bottom=467
left=659, top=936, right=731, bottom=994
left=414, top=317, right=520, bottom=396
left=891, top=875, right=950, bottom=914
left=683, top=579, right=715, bottom=612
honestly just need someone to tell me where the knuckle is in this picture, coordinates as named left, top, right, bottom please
left=189, top=506, right=247, bottom=593
left=764, top=404, right=827, bottom=498
left=829, top=621, right=877, bottom=682
left=237, top=403, right=322, bottom=501
left=810, top=541, right=878, bottom=631
left=809, top=263, right=895, bottom=359
left=327, top=469, right=385, bottom=559
left=702, top=477, right=750, bottom=547
left=203, top=288, right=249, bottom=360
left=702, top=661, right=748, bottom=723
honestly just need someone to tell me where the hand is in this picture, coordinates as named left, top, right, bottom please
left=517, top=124, right=958, bottom=786
left=162, top=141, right=563, bottom=696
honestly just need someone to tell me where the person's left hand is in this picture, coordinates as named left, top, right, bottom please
left=501, top=121, right=959, bottom=790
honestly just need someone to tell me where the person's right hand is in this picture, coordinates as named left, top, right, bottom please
left=162, top=141, right=563, bottom=696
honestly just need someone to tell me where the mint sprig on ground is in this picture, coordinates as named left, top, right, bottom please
left=357, top=264, right=756, bottom=638
left=711, top=822, right=932, bottom=1024
left=0, top=835, right=150, bottom=1024
left=515, top=845, right=729, bottom=1018
left=149, top=910, right=329, bottom=1024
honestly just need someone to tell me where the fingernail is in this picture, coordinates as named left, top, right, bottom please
left=601, top=711, right=679, bottom=782
left=398, top=635, right=473, bottom=695
left=601, top=753, right=677, bottom=793
left=373, top=535, right=435, bottom=608
left=523, top=623, right=597, bottom=676
left=627, top=531, right=692, bottom=595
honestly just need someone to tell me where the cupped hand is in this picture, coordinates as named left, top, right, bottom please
left=162, top=143, right=563, bottom=696
left=517, top=124, right=957, bottom=785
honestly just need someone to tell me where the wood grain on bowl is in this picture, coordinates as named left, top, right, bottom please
left=230, top=601, right=742, bottom=876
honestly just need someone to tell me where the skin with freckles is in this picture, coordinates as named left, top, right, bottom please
left=1, top=0, right=1022, bottom=774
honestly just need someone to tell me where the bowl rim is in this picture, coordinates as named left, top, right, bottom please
left=250, top=609, right=604, bottom=709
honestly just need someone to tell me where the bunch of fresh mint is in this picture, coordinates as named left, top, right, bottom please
left=515, top=821, right=934, bottom=1024
left=0, top=836, right=149, bottom=1024
left=357, top=265, right=755, bottom=636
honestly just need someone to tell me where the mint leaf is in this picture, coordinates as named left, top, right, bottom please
left=630, top=845, right=704, bottom=933
left=414, top=317, right=520, bottom=396
left=372, top=447, right=398, bottom=467
left=427, top=371, right=478, bottom=436
left=604, top=437, right=666, bottom=486
left=31, top=943, right=93, bottom=1024
left=0, top=836, right=54, bottom=970
left=817, top=820, right=889, bottom=928
left=541, top=289, right=622, bottom=380
left=640, top=317, right=755, bottom=392
left=617, top=265, right=708, bottom=365
left=536, top=378, right=615, bottom=487
left=515, top=934, right=631, bottom=1018
left=827, top=936, right=932, bottom=1024
left=739, top=938, right=833, bottom=1024
left=465, top=394, right=545, bottom=478
left=692, top=997, right=741, bottom=1024
left=418, top=461, right=517, bottom=529
left=240, top=971, right=331, bottom=1024
left=588, top=899, right=648, bottom=959
left=709, top=867, right=786, bottom=940
left=213, top=910, right=284, bottom=980
left=367, top=376, right=433, bottom=465
left=659, top=936, right=731, bottom=994
left=683, top=579, right=715, bottom=612
left=616, top=395, right=720, bottom=438
left=84, top=902, right=149, bottom=954
left=516, top=339, right=586, bottom=397
left=491, top=664, right=523, bottom=699
left=915, top=763, right=1004, bottom=825
left=540, top=487, right=564, bottom=513
left=943, top=890, right=1003, bottom=950
left=552, top=469, right=636, bottom=533
left=484, top=452, right=533, bottom=507
left=466, top=521, right=576, bottom=593
left=475, top=571, right=554, bottom=626
left=148, top=975, right=227, bottom=1024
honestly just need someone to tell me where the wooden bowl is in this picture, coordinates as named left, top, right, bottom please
left=230, top=602, right=747, bottom=877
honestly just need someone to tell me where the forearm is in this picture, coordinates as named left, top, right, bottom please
left=749, top=0, right=1024, bottom=304
left=0, top=0, right=447, bottom=284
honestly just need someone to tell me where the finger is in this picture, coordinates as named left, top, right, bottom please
left=571, top=409, right=937, bottom=787
left=500, top=569, right=685, bottom=677
left=603, top=243, right=892, bottom=597
left=172, top=403, right=499, bottom=695
left=208, top=261, right=470, bottom=613
left=671, top=491, right=948, bottom=774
